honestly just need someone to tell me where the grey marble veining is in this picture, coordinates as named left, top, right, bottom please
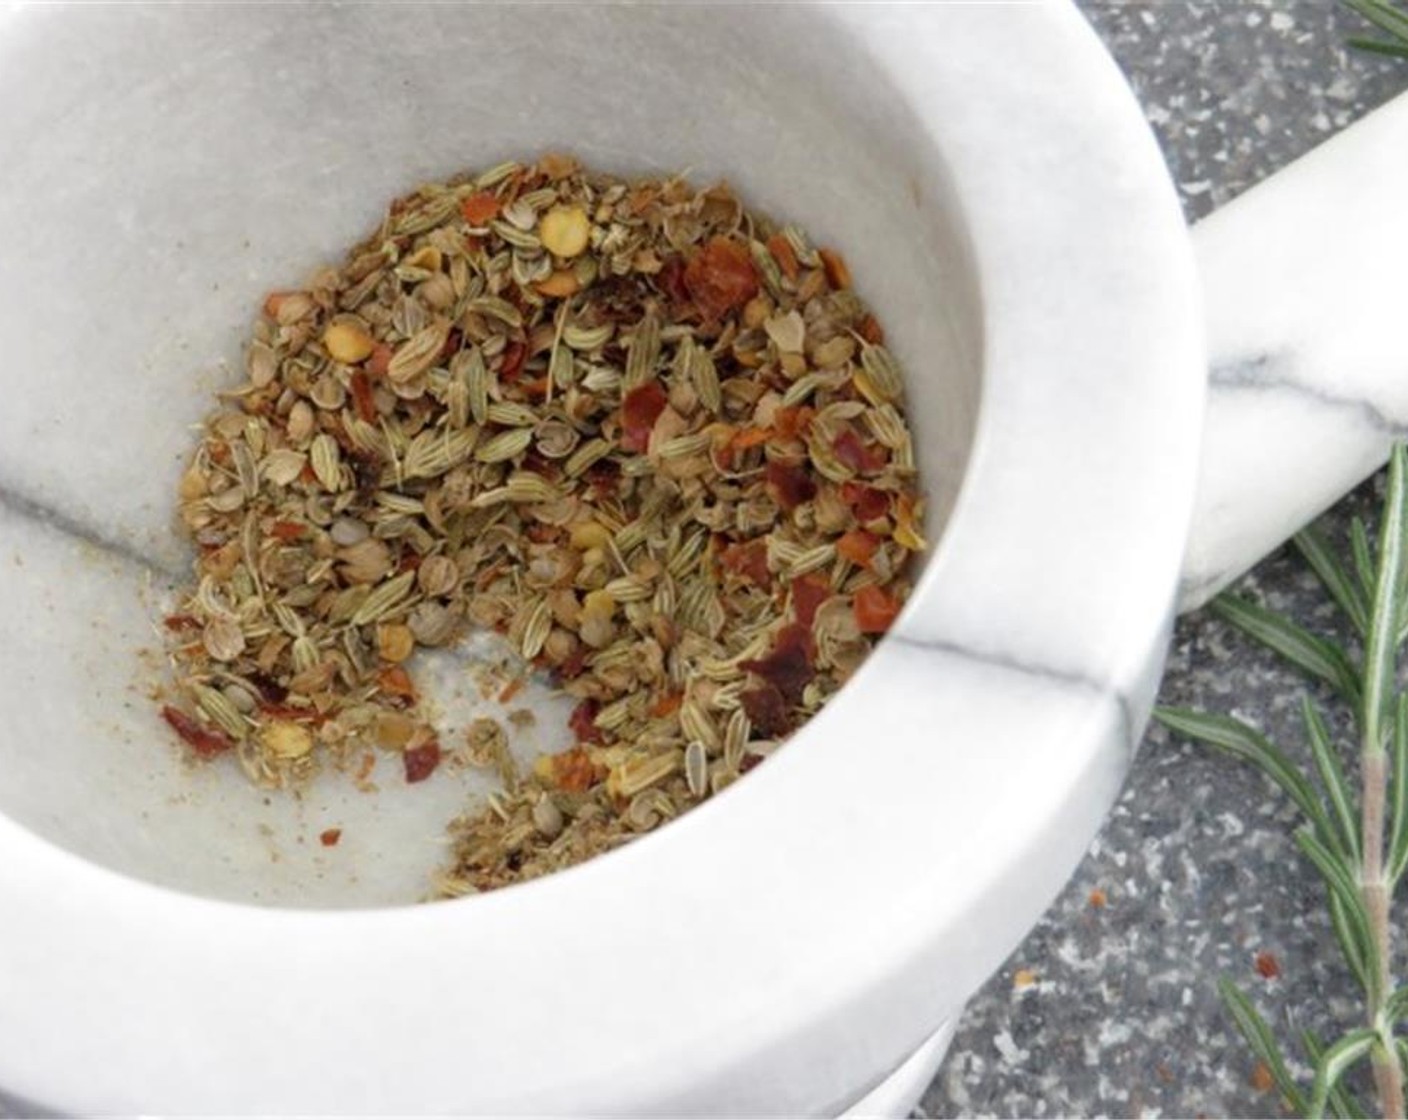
left=924, top=4, right=1408, bottom=1117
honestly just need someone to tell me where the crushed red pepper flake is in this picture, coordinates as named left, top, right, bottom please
left=683, top=236, right=758, bottom=320
left=1253, top=950, right=1281, bottom=980
left=834, top=428, right=887, bottom=474
left=621, top=381, right=669, bottom=452
left=791, top=573, right=831, bottom=630
left=765, top=459, right=817, bottom=512
left=741, top=622, right=815, bottom=704
left=568, top=699, right=603, bottom=744
left=854, top=585, right=902, bottom=634
left=160, top=705, right=235, bottom=759
left=319, top=828, right=342, bottom=847
left=402, top=741, right=441, bottom=783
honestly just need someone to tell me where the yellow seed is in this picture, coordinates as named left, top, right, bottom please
left=323, top=321, right=376, bottom=364
left=539, top=205, right=591, bottom=258
left=742, top=296, right=772, bottom=331
left=535, top=269, right=581, bottom=298
left=374, top=711, right=417, bottom=750
left=260, top=720, right=314, bottom=760
left=377, top=623, right=416, bottom=663
left=403, top=245, right=443, bottom=272
left=178, top=462, right=208, bottom=501
left=779, top=352, right=809, bottom=379
left=582, top=589, right=616, bottom=621
left=569, top=521, right=613, bottom=550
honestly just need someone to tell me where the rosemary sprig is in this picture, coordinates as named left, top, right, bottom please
left=1156, top=445, right=1408, bottom=1118
left=1344, top=0, right=1408, bottom=58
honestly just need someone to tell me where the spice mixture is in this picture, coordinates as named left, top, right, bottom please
left=161, top=155, right=925, bottom=894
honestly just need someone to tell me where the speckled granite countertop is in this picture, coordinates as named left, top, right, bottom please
left=922, top=4, right=1408, bottom=1118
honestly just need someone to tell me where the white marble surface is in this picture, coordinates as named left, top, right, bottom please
left=0, top=4, right=1203, bottom=1115
left=1181, top=88, right=1408, bottom=609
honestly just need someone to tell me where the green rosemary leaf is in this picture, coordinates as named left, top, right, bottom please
left=1302, top=696, right=1363, bottom=863
left=1219, top=980, right=1309, bottom=1114
left=1210, top=593, right=1362, bottom=708
left=1297, top=830, right=1379, bottom=999
left=1303, top=1029, right=1370, bottom=1119
left=1348, top=35, right=1408, bottom=57
left=1363, top=446, right=1408, bottom=755
left=1344, top=0, right=1408, bottom=45
left=1385, top=986, right=1408, bottom=1026
left=1295, top=526, right=1371, bottom=638
left=1353, top=516, right=1376, bottom=606
left=1155, top=707, right=1346, bottom=858
left=1329, top=891, right=1373, bottom=997
left=1389, top=692, right=1408, bottom=885
left=1307, top=1029, right=1378, bottom=1120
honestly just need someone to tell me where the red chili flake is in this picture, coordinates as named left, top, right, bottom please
left=556, top=645, right=590, bottom=681
left=581, top=463, right=619, bottom=504
left=459, top=191, right=500, bottom=225
left=766, top=232, right=800, bottom=281
left=1088, top=887, right=1108, bottom=909
left=319, top=828, right=342, bottom=848
left=771, top=405, right=813, bottom=443
left=741, top=683, right=790, bottom=738
left=656, top=254, right=691, bottom=305
left=1253, top=951, right=1281, bottom=980
left=163, top=614, right=202, bottom=633
left=550, top=745, right=600, bottom=792
left=403, top=741, right=441, bottom=783
left=858, top=314, right=885, bottom=345
left=650, top=692, right=684, bottom=718
left=818, top=247, right=852, bottom=290
left=741, top=623, right=815, bottom=704
left=720, top=539, right=772, bottom=589
left=1250, top=1062, right=1275, bottom=1094
left=738, top=752, right=765, bottom=774
left=726, top=425, right=771, bottom=456
left=366, top=343, right=393, bottom=378
left=791, top=574, right=831, bottom=630
left=397, top=550, right=424, bottom=573
left=836, top=529, right=880, bottom=568
left=440, top=327, right=462, bottom=362
left=620, top=381, right=669, bottom=453
left=683, top=236, right=759, bottom=320
left=568, top=699, right=604, bottom=744
left=834, top=428, right=887, bottom=474
left=160, top=705, right=235, bottom=759
left=498, top=677, right=526, bottom=704
left=765, top=460, right=817, bottom=512
left=350, top=371, right=377, bottom=423
left=500, top=339, right=527, bottom=382
left=841, top=482, right=892, bottom=523
left=854, top=585, right=901, bottom=634
left=376, top=665, right=417, bottom=701
left=269, top=520, right=305, bottom=543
